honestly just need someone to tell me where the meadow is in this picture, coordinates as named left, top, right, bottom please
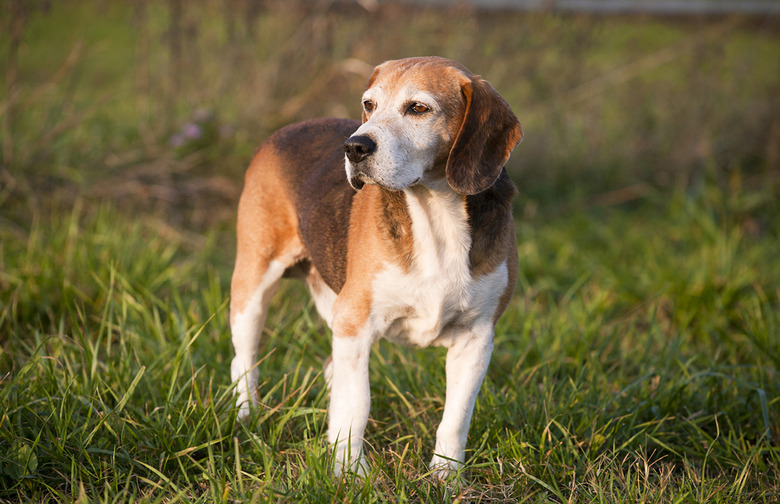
left=1, top=1, right=779, bottom=502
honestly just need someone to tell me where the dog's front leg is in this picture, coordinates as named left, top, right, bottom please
left=328, top=330, right=372, bottom=476
left=430, top=324, right=494, bottom=479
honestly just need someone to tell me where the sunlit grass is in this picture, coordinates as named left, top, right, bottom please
left=1, top=184, right=777, bottom=502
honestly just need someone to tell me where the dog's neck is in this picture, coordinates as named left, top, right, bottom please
left=400, top=180, right=473, bottom=306
left=374, top=170, right=514, bottom=280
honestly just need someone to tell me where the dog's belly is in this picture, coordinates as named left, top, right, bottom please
left=370, top=261, right=509, bottom=348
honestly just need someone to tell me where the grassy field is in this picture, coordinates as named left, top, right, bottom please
left=2, top=183, right=778, bottom=502
left=2, top=1, right=779, bottom=502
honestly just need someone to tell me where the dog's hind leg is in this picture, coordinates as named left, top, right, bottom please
left=229, top=254, right=287, bottom=418
left=229, top=147, right=302, bottom=418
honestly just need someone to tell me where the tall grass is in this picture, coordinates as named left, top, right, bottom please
left=1, top=186, right=777, bottom=502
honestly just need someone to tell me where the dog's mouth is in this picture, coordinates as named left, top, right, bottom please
left=348, top=172, right=423, bottom=192
left=348, top=170, right=374, bottom=191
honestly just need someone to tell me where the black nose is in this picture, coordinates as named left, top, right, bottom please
left=344, top=135, right=377, bottom=164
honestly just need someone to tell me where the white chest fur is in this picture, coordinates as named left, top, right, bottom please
left=370, top=181, right=507, bottom=347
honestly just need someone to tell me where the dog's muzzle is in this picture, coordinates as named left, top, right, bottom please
left=345, top=135, right=377, bottom=190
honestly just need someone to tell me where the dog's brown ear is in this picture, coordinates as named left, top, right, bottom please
left=446, top=76, right=523, bottom=195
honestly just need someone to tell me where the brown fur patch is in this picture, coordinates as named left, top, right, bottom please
left=378, top=189, right=414, bottom=272
left=495, top=241, right=519, bottom=324
left=331, top=188, right=380, bottom=338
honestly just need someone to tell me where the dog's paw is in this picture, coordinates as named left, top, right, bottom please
left=231, top=361, right=259, bottom=420
left=235, top=398, right=253, bottom=420
left=333, top=451, right=369, bottom=478
left=233, top=384, right=256, bottom=420
left=429, top=454, right=464, bottom=482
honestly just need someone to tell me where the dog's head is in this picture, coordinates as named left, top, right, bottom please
left=344, top=56, right=523, bottom=195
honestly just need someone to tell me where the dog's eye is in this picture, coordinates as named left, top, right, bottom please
left=363, top=100, right=375, bottom=113
left=409, top=103, right=430, bottom=115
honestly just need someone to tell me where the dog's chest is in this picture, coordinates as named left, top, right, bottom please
left=369, top=187, right=505, bottom=347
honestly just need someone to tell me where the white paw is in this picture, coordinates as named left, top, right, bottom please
left=429, top=454, right=464, bottom=481
left=231, top=360, right=258, bottom=419
left=333, top=450, right=369, bottom=478
left=235, top=397, right=253, bottom=419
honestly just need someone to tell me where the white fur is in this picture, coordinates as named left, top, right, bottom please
left=328, top=332, right=372, bottom=477
left=429, top=323, right=494, bottom=477
left=430, top=268, right=507, bottom=478
left=371, top=181, right=473, bottom=347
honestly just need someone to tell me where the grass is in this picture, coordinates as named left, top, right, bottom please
left=1, top=1, right=779, bottom=502
left=1, top=183, right=778, bottom=502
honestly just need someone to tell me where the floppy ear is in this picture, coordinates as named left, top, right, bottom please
left=446, top=76, right=523, bottom=195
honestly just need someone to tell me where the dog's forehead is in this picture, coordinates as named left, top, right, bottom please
left=367, top=58, right=467, bottom=100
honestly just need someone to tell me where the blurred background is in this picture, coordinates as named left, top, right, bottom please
left=1, top=0, right=778, bottom=228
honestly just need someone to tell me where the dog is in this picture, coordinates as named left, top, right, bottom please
left=229, top=56, right=522, bottom=479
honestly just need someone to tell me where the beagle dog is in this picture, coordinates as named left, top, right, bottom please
left=230, top=56, right=522, bottom=479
